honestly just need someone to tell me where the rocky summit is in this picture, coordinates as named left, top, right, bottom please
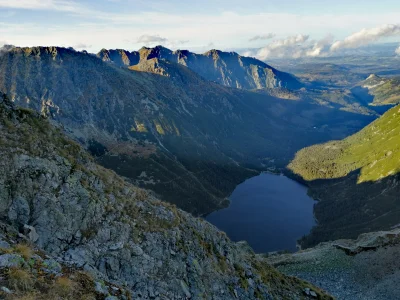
left=97, top=46, right=303, bottom=90
left=0, top=95, right=331, bottom=299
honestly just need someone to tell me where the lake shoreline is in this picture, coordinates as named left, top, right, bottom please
left=206, top=172, right=317, bottom=253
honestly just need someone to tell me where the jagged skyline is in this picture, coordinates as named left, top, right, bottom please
left=0, top=0, right=399, bottom=58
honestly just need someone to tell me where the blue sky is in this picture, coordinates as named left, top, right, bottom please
left=0, top=0, right=399, bottom=58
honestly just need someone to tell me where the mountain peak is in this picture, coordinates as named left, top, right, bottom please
left=0, top=44, right=15, bottom=52
left=366, top=73, right=380, bottom=80
left=138, top=45, right=173, bottom=61
left=204, top=49, right=240, bottom=57
left=97, top=48, right=139, bottom=66
left=361, top=74, right=400, bottom=105
left=205, top=49, right=222, bottom=54
left=5, top=46, right=81, bottom=62
left=363, top=73, right=385, bottom=87
left=99, top=46, right=302, bottom=90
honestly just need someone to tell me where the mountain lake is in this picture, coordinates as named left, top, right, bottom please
left=206, top=172, right=316, bottom=253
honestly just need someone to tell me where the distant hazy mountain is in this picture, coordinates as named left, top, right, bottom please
left=0, top=46, right=373, bottom=216
left=358, top=74, right=400, bottom=106
left=278, top=63, right=365, bottom=88
left=288, top=104, right=400, bottom=247
left=97, top=46, right=303, bottom=90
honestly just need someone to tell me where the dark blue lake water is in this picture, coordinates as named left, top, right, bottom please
left=206, top=173, right=316, bottom=253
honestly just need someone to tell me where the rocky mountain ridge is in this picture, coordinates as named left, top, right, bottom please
left=97, top=46, right=303, bottom=90
left=99, top=47, right=382, bottom=115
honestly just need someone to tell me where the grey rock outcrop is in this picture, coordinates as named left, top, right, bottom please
left=23, top=224, right=39, bottom=243
left=0, top=254, right=24, bottom=268
left=268, top=228, right=400, bottom=300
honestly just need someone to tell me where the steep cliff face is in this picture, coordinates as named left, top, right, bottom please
left=98, top=46, right=303, bottom=90
left=0, top=46, right=374, bottom=216
left=98, top=48, right=140, bottom=67
left=0, top=96, right=330, bottom=299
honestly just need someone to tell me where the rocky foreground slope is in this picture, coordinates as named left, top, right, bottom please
left=268, top=228, right=400, bottom=300
left=0, top=222, right=131, bottom=299
left=0, top=96, right=330, bottom=299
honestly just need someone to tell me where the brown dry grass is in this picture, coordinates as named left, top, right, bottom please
left=7, top=268, right=34, bottom=292
left=14, top=244, right=33, bottom=260
left=50, top=276, right=76, bottom=298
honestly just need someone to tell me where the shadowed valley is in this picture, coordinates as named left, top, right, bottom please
left=0, top=46, right=374, bottom=217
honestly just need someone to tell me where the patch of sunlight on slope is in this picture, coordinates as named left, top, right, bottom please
left=288, top=104, right=400, bottom=182
left=371, top=79, right=400, bottom=105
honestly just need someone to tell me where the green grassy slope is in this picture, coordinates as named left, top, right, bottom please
left=288, top=104, right=400, bottom=248
left=369, top=77, right=400, bottom=105
left=288, top=104, right=400, bottom=182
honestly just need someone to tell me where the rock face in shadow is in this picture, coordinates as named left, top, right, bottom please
left=0, top=46, right=374, bottom=216
left=299, top=171, right=400, bottom=248
left=98, top=46, right=303, bottom=90
left=268, top=228, right=400, bottom=300
left=0, top=95, right=331, bottom=299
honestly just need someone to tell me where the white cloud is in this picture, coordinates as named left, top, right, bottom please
left=0, top=0, right=81, bottom=12
left=73, top=43, right=91, bottom=49
left=253, top=34, right=311, bottom=59
left=396, top=45, right=400, bottom=55
left=246, top=24, right=400, bottom=60
left=137, top=34, right=168, bottom=45
left=243, top=34, right=337, bottom=60
left=249, top=33, right=275, bottom=42
left=0, top=3, right=399, bottom=55
left=305, top=35, right=334, bottom=57
left=133, top=35, right=191, bottom=49
left=331, top=24, right=400, bottom=51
